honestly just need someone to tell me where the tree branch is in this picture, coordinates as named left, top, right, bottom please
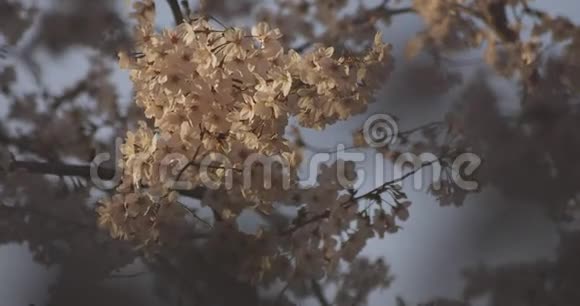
left=166, top=0, right=184, bottom=25
left=6, top=159, right=206, bottom=199
left=293, top=5, right=414, bottom=53
left=281, top=157, right=443, bottom=235
left=10, top=160, right=116, bottom=179
left=351, top=158, right=443, bottom=202
left=379, top=6, right=415, bottom=16
left=311, top=279, right=330, bottom=306
left=0, top=202, right=96, bottom=231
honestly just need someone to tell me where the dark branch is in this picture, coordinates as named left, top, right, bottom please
left=10, top=160, right=116, bottom=180
left=300, top=121, right=445, bottom=154
left=7, top=159, right=206, bottom=199
left=311, top=279, right=330, bottom=306
left=106, top=271, right=149, bottom=279
left=166, top=0, right=185, bottom=25
left=352, top=158, right=443, bottom=202
left=0, top=202, right=96, bottom=231
left=293, top=5, right=414, bottom=53
left=379, top=6, right=415, bottom=16
left=281, top=157, right=443, bottom=235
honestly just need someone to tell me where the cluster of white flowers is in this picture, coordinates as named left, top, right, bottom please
left=98, top=0, right=397, bottom=284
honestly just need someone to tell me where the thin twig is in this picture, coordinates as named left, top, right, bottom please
left=281, top=157, right=442, bottom=235
left=179, top=202, right=213, bottom=228
left=301, top=121, right=444, bottom=154
left=107, top=271, right=149, bottom=279
left=293, top=5, right=414, bottom=53
left=352, top=158, right=442, bottom=202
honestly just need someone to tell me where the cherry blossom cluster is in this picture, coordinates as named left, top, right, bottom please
left=97, top=0, right=398, bottom=285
